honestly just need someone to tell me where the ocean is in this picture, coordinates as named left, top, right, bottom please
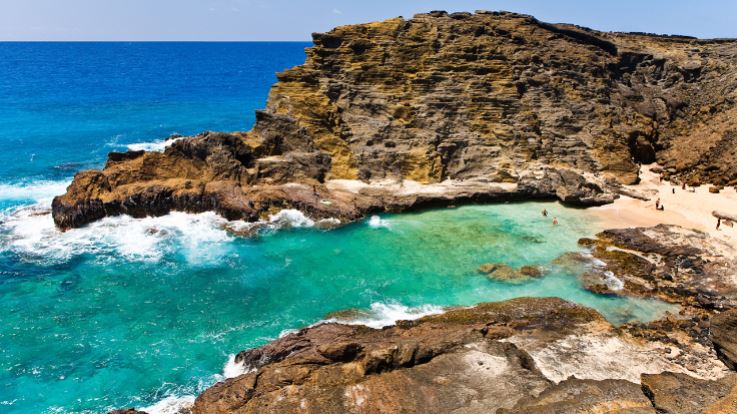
left=0, top=42, right=674, bottom=414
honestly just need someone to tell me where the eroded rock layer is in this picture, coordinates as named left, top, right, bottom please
left=185, top=297, right=731, bottom=414
left=54, top=11, right=737, bottom=229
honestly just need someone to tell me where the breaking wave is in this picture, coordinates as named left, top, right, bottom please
left=141, top=394, right=196, bottom=414
left=368, top=215, right=391, bottom=229
left=324, top=301, right=445, bottom=329
left=0, top=180, right=69, bottom=204
left=125, top=137, right=184, bottom=152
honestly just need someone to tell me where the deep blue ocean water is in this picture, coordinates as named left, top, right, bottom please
left=0, top=43, right=676, bottom=414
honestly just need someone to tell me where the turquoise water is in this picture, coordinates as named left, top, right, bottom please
left=0, top=42, right=676, bottom=414
left=0, top=202, right=675, bottom=413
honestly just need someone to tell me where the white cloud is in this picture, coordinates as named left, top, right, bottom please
left=332, top=8, right=343, bottom=15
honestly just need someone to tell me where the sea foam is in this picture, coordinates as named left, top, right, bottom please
left=326, top=302, right=444, bottom=329
left=368, top=215, right=391, bottom=229
left=141, top=394, right=196, bottom=414
left=221, top=354, right=255, bottom=379
left=126, top=137, right=184, bottom=152
left=0, top=180, right=70, bottom=203
left=0, top=208, right=234, bottom=265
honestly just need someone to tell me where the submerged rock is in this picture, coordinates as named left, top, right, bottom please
left=478, top=263, right=545, bottom=283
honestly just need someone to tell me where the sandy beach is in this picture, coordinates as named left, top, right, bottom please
left=592, top=165, right=737, bottom=245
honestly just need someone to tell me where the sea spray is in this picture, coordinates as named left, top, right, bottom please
left=0, top=209, right=234, bottom=264
left=126, top=136, right=184, bottom=152
left=221, top=354, right=255, bottom=379
left=141, top=395, right=196, bottom=414
left=0, top=180, right=70, bottom=204
left=368, top=215, right=390, bottom=229
left=324, top=302, right=445, bottom=329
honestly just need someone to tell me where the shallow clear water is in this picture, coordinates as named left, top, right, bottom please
left=0, top=202, right=676, bottom=413
left=0, top=43, right=676, bottom=414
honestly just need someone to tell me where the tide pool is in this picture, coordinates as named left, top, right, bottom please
left=0, top=201, right=676, bottom=413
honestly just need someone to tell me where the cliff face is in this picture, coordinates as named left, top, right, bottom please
left=253, top=10, right=737, bottom=184
left=53, top=11, right=737, bottom=228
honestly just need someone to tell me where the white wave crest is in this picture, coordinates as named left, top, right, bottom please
left=0, top=209, right=233, bottom=265
left=603, top=271, right=625, bottom=291
left=330, top=302, right=444, bottom=329
left=126, top=137, right=184, bottom=152
left=0, top=180, right=69, bottom=203
left=225, top=209, right=326, bottom=236
left=141, top=394, right=195, bottom=414
left=221, top=354, right=255, bottom=379
left=368, top=215, right=390, bottom=229
left=268, top=209, right=315, bottom=228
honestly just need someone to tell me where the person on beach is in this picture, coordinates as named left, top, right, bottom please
left=682, top=182, right=686, bottom=190
left=672, top=188, right=675, bottom=194
left=542, top=208, right=548, bottom=217
left=717, top=217, right=722, bottom=230
left=655, top=197, right=660, bottom=209
left=552, top=217, right=558, bottom=225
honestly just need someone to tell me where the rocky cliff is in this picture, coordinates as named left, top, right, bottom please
left=53, top=10, right=737, bottom=229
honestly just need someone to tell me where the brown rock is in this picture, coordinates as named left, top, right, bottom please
left=584, top=224, right=737, bottom=310
left=53, top=11, right=737, bottom=229
left=641, top=372, right=737, bottom=414
left=500, top=378, right=656, bottom=413
left=711, top=309, right=737, bottom=370
left=478, top=263, right=532, bottom=283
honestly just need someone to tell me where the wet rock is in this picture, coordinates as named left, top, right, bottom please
left=478, top=263, right=542, bottom=283
left=519, top=265, right=544, bottom=278
left=583, top=225, right=737, bottom=310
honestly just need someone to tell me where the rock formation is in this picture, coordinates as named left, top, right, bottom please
left=578, top=224, right=737, bottom=310
left=188, top=297, right=730, bottom=414
left=54, top=10, right=737, bottom=229
left=73, top=10, right=737, bottom=413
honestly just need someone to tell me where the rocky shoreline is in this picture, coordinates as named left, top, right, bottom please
left=83, top=9, right=737, bottom=414
left=112, top=222, right=737, bottom=414
left=53, top=11, right=736, bottom=230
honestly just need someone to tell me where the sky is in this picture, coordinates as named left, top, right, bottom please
left=1, top=0, right=736, bottom=41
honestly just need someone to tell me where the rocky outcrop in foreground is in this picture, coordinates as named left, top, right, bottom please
left=54, top=10, right=737, bottom=229
left=190, top=296, right=732, bottom=414
left=109, top=223, right=737, bottom=414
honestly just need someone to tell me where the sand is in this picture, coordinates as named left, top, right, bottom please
left=591, top=165, right=737, bottom=245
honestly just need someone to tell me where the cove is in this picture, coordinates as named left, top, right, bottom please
left=0, top=201, right=676, bottom=413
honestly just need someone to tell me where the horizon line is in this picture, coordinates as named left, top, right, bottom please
left=0, top=40, right=314, bottom=43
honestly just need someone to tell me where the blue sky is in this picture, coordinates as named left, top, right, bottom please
left=1, top=0, right=736, bottom=41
